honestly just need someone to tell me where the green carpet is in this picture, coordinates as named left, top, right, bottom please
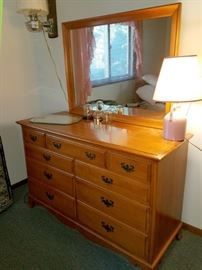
left=0, top=184, right=201, bottom=270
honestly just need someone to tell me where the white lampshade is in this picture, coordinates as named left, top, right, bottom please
left=153, top=55, right=202, bottom=102
left=16, top=0, right=49, bottom=16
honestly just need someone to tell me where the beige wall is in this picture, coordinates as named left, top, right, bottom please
left=0, top=0, right=201, bottom=229
left=178, top=0, right=202, bottom=229
left=143, top=17, right=171, bottom=75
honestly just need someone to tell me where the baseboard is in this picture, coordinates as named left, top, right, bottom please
left=12, top=178, right=28, bottom=189
left=182, top=222, right=202, bottom=237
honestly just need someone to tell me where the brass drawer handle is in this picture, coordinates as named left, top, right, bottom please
left=43, top=153, right=51, bottom=161
left=101, top=221, right=114, bottom=232
left=43, top=170, right=53, bottom=180
left=85, top=151, right=96, bottom=160
left=101, top=197, right=114, bottom=207
left=121, top=162, right=135, bottom=173
left=46, top=192, right=54, bottom=200
left=53, top=142, right=61, bottom=149
left=30, top=135, right=37, bottom=142
left=101, top=176, right=113, bottom=184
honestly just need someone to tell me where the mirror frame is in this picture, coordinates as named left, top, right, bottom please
left=62, top=3, right=181, bottom=128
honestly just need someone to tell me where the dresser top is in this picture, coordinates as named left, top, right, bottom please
left=17, top=116, right=187, bottom=160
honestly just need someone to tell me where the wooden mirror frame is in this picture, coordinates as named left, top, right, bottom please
left=62, top=3, right=181, bottom=128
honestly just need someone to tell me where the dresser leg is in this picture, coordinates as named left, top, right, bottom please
left=176, top=229, right=183, bottom=241
left=138, top=264, right=157, bottom=270
left=28, top=196, right=35, bottom=208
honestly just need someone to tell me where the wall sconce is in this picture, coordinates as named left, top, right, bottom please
left=16, top=0, right=58, bottom=38
left=153, top=55, right=202, bottom=141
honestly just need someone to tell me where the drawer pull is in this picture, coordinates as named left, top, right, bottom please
left=101, top=176, right=113, bottom=184
left=43, top=171, right=53, bottom=180
left=101, top=197, right=114, bottom=207
left=121, top=162, right=135, bottom=173
left=101, top=221, right=114, bottom=232
left=85, top=151, right=96, bottom=160
left=43, top=153, right=51, bottom=161
left=53, top=142, right=61, bottom=149
left=46, top=192, right=54, bottom=200
left=30, top=135, right=37, bottom=142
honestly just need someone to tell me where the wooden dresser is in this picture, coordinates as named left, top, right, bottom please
left=17, top=117, right=188, bottom=270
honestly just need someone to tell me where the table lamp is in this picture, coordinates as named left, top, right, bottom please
left=153, top=55, right=202, bottom=141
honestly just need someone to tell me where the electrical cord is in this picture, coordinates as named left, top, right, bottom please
left=185, top=138, right=202, bottom=152
left=42, top=28, right=67, bottom=102
left=184, top=103, right=202, bottom=151
left=170, top=103, right=202, bottom=152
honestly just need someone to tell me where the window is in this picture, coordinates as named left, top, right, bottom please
left=90, top=23, right=135, bottom=86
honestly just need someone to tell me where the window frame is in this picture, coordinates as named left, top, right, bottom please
left=91, top=23, right=135, bottom=87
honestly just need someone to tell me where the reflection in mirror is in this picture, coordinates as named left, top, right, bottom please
left=86, top=17, right=171, bottom=111
left=62, top=3, right=181, bottom=127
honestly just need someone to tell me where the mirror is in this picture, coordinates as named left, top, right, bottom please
left=62, top=3, right=181, bottom=128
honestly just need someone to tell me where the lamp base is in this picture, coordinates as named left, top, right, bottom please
left=163, top=112, right=187, bottom=141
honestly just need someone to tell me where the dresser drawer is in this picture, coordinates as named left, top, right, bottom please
left=26, top=159, right=74, bottom=196
left=25, top=144, right=73, bottom=173
left=76, top=179, right=149, bottom=233
left=77, top=202, right=147, bottom=259
left=46, top=134, right=105, bottom=167
left=23, top=128, right=45, bottom=147
left=29, top=178, right=75, bottom=219
left=75, top=161, right=150, bottom=204
left=107, top=152, right=151, bottom=184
